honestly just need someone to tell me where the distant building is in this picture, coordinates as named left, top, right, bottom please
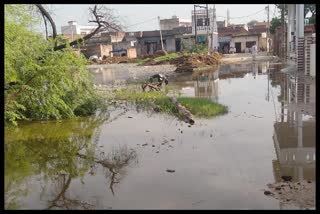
left=218, top=26, right=264, bottom=53
left=217, top=20, right=227, bottom=28
left=160, top=15, right=192, bottom=30
left=61, top=21, right=97, bottom=39
left=191, top=7, right=218, bottom=49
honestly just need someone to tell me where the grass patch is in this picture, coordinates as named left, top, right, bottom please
left=177, top=97, right=228, bottom=117
left=113, top=89, right=177, bottom=114
left=154, top=53, right=180, bottom=62
left=129, top=58, right=150, bottom=64
left=113, top=89, right=228, bottom=118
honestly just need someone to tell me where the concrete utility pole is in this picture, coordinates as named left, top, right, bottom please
left=158, top=16, right=164, bottom=51
left=266, top=5, right=270, bottom=54
left=210, top=5, right=215, bottom=52
left=227, top=9, right=230, bottom=27
left=194, top=5, right=197, bottom=44
left=281, top=4, right=286, bottom=61
left=206, top=4, right=210, bottom=54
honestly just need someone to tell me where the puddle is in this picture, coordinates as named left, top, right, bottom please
left=5, top=61, right=315, bottom=209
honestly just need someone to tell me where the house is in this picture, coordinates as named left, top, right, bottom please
left=160, top=15, right=192, bottom=30
left=191, top=7, right=218, bottom=48
left=81, top=44, right=113, bottom=58
left=136, top=30, right=176, bottom=55
left=61, top=21, right=97, bottom=37
left=173, top=26, right=194, bottom=51
left=218, top=26, right=264, bottom=53
left=217, top=20, right=227, bottom=28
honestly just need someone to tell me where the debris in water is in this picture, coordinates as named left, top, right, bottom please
left=251, top=114, right=263, bottom=118
left=142, top=143, right=148, bottom=146
left=281, top=176, right=292, bottom=182
left=152, top=145, right=155, bottom=147
left=170, top=139, right=175, bottom=141
left=181, top=131, right=183, bottom=133
left=210, top=134, right=213, bottom=138
left=161, top=139, right=169, bottom=145
left=156, top=151, right=159, bottom=153
left=166, top=169, right=175, bottom=173
left=146, top=130, right=150, bottom=132
left=128, top=116, right=133, bottom=118
left=188, top=125, right=192, bottom=127
left=264, top=190, right=273, bottom=195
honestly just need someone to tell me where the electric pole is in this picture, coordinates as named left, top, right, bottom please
left=211, top=5, right=215, bottom=52
left=281, top=4, right=286, bottom=61
left=158, top=16, right=164, bottom=51
left=194, top=5, right=197, bottom=44
left=206, top=4, right=210, bottom=54
left=266, top=5, right=270, bottom=54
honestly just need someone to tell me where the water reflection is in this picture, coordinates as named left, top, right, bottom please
left=5, top=115, right=108, bottom=209
left=271, top=70, right=315, bottom=183
left=192, top=67, right=219, bottom=102
left=267, top=68, right=316, bottom=209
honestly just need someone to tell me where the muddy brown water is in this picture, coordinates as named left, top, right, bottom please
left=5, top=62, right=315, bottom=210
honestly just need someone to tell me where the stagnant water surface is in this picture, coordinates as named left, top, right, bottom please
left=5, top=62, right=315, bottom=209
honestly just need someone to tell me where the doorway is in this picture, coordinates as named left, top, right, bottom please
left=235, top=42, right=241, bottom=53
left=175, top=38, right=181, bottom=52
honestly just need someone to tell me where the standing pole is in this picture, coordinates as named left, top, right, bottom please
left=206, top=4, right=210, bottom=54
left=281, top=4, right=286, bottom=61
left=158, top=16, right=164, bottom=51
left=267, top=5, right=270, bottom=54
left=194, top=5, right=197, bottom=44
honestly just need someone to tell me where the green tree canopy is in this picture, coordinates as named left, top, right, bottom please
left=269, top=17, right=282, bottom=34
left=5, top=5, right=104, bottom=125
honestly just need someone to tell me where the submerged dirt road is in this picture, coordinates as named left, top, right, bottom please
left=5, top=61, right=315, bottom=210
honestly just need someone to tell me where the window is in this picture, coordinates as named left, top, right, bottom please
left=197, top=18, right=204, bottom=26
left=205, top=18, right=210, bottom=26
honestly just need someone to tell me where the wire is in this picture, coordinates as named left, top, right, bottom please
left=125, top=17, right=157, bottom=29
left=217, top=8, right=266, bottom=20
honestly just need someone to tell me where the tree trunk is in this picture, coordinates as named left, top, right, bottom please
left=35, top=4, right=57, bottom=40
left=169, top=96, right=195, bottom=125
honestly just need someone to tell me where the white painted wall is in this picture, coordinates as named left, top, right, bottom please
left=61, top=22, right=96, bottom=35
left=231, top=35, right=259, bottom=52
left=310, top=43, right=315, bottom=77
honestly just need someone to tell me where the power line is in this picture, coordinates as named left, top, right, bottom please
left=217, top=8, right=266, bottom=20
left=125, top=17, right=157, bottom=29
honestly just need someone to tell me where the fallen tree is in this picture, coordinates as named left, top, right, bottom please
left=169, top=96, right=195, bottom=125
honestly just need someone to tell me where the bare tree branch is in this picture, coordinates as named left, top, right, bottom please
left=35, top=4, right=57, bottom=40
left=53, top=5, right=123, bottom=51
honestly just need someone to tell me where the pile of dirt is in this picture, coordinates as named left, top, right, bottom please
left=172, top=52, right=223, bottom=73
left=154, top=50, right=167, bottom=57
left=142, top=52, right=223, bottom=72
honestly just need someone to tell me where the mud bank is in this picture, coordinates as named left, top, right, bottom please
left=221, top=52, right=280, bottom=64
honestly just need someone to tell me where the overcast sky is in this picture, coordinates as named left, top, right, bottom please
left=43, top=4, right=281, bottom=34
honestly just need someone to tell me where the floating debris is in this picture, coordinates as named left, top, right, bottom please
left=166, top=169, right=175, bottom=173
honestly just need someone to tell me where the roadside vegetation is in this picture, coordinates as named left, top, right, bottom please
left=153, top=53, right=180, bottom=62
left=5, top=5, right=105, bottom=126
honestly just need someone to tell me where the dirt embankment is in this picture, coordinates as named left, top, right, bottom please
left=142, top=52, right=223, bottom=73
left=88, top=51, right=223, bottom=73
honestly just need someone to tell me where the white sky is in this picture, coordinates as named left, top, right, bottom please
left=43, top=4, right=281, bottom=34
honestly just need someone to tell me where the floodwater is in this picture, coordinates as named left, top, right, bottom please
left=5, top=61, right=315, bottom=210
